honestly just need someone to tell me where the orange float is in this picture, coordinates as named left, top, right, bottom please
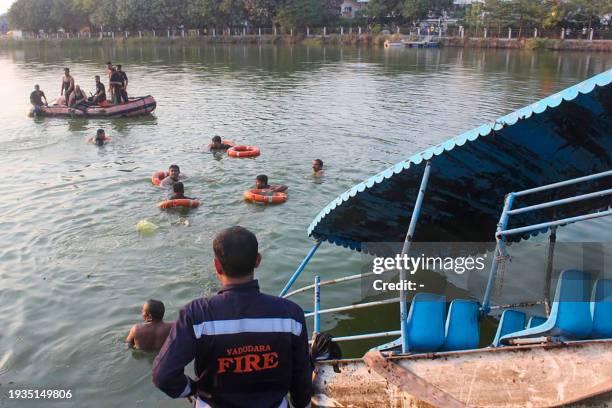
left=88, top=135, right=112, bottom=144
left=157, top=199, right=200, bottom=209
left=244, top=189, right=288, bottom=204
left=228, top=145, right=261, bottom=158
left=151, top=171, right=167, bottom=186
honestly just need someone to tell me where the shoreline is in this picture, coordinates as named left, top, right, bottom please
left=1, top=34, right=611, bottom=52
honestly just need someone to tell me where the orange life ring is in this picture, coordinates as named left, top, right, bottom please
left=157, top=199, right=200, bottom=209
left=228, top=145, right=261, bottom=158
left=151, top=171, right=167, bottom=186
left=244, top=189, right=288, bottom=204
left=88, top=136, right=112, bottom=144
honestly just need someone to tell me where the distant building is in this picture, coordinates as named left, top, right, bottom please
left=7, top=30, right=25, bottom=39
left=341, top=0, right=368, bottom=18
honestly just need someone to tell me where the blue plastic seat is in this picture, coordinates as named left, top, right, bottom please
left=373, top=293, right=446, bottom=353
left=492, top=310, right=526, bottom=347
left=528, top=315, right=547, bottom=328
left=500, top=269, right=592, bottom=344
left=443, top=299, right=480, bottom=351
left=591, top=278, right=612, bottom=339
left=406, top=293, right=446, bottom=352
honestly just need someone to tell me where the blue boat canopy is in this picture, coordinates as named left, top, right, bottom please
left=308, top=70, right=612, bottom=251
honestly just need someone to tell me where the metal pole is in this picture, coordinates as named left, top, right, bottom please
left=543, top=227, right=557, bottom=317
left=400, top=161, right=432, bottom=353
left=279, top=241, right=322, bottom=297
left=482, top=193, right=515, bottom=315
left=314, top=276, right=321, bottom=334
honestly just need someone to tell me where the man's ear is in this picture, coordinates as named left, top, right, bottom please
left=214, top=257, right=224, bottom=276
left=254, top=253, right=262, bottom=269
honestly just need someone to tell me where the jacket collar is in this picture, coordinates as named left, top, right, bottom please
left=218, top=279, right=260, bottom=294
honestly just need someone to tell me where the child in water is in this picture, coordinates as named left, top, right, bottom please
left=126, top=299, right=173, bottom=351
left=208, top=136, right=233, bottom=151
left=170, top=182, right=193, bottom=200
left=94, top=129, right=108, bottom=146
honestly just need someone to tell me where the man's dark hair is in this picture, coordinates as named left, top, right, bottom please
left=314, top=159, right=323, bottom=166
left=64, top=67, right=69, bottom=71
left=173, top=182, right=184, bottom=194
left=212, top=136, right=221, bottom=143
left=256, top=174, right=268, bottom=185
left=34, top=84, right=39, bottom=89
left=146, top=299, right=165, bottom=321
left=95, top=75, right=100, bottom=80
left=117, top=64, right=122, bottom=70
left=169, top=164, right=180, bottom=172
left=96, top=128, right=104, bottom=136
left=213, top=226, right=258, bottom=278
left=106, top=61, right=112, bottom=65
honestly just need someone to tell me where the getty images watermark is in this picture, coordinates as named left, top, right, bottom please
left=359, top=242, right=496, bottom=297
left=370, top=253, right=488, bottom=292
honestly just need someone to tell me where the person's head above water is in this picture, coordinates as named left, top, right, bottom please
left=34, top=84, right=40, bottom=91
left=94, top=129, right=106, bottom=145
left=64, top=67, right=70, bottom=75
left=255, top=174, right=268, bottom=189
left=213, top=226, right=261, bottom=283
left=173, top=182, right=185, bottom=197
left=142, top=299, right=165, bottom=323
left=117, top=64, right=123, bottom=71
left=312, top=159, right=323, bottom=172
left=211, top=135, right=222, bottom=148
left=168, top=164, right=180, bottom=180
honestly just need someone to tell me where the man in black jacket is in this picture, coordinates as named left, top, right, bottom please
left=152, top=226, right=312, bottom=408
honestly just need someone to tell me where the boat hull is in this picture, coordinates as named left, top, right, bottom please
left=37, top=96, right=156, bottom=118
left=313, top=340, right=612, bottom=407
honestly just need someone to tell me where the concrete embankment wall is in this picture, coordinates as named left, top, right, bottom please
left=1, top=35, right=611, bottom=52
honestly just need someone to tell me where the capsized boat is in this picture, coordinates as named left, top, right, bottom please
left=36, top=95, right=156, bottom=118
left=280, top=69, right=612, bottom=407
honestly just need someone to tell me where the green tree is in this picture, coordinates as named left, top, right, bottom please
left=365, top=0, right=402, bottom=23
left=402, top=0, right=450, bottom=22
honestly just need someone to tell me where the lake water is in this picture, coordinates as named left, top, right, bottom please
left=0, top=44, right=610, bottom=407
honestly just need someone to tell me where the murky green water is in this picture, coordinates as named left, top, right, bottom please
left=0, top=44, right=610, bottom=407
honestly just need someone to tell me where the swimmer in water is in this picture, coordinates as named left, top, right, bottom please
left=312, top=159, right=324, bottom=176
left=170, top=182, right=194, bottom=200
left=126, top=299, right=173, bottom=351
left=208, top=136, right=233, bottom=151
left=255, top=174, right=288, bottom=192
left=93, top=129, right=107, bottom=146
left=159, top=164, right=187, bottom=188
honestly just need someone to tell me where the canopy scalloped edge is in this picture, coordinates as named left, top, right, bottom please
left=307, top=69, right=612, bottom=251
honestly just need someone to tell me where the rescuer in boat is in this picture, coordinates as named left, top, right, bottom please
left=30, top=84, right=48, bottom=116
left=208, top=136, right=233, bottom=151
left=159, top=164, right=188, bottom=188
left=126, top=299, right=173, bottom=351
left=60, top=67, right=75, bottom=106
left=106, top=61, right=114, bottom=101
left=169, top=182, right=194, bottom=200
left=69, top=85, right=87, bottom=108
left=109, top=67, right=127, bottom=104
left=152, top=226, right=312, bottom=407
left=255, top=174, right=288, bottom=192
left=312, top=159, right=324, bottom=176
left=117, top=64, right=129, bottom=101
left=88, top=75, right=106, bottom=105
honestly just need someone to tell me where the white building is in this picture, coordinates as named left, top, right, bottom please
left=341, top=0, right=369, bottom=18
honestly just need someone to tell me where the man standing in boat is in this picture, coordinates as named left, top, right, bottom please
left=109, top=67, right=126, bottom=104
left=60, top=68, right=74, bottom=106
left=152, top=226, right=312, bottom=408
left=117, top=64, right=128, bottom=102
left=30, top=84, right=48, bottom=116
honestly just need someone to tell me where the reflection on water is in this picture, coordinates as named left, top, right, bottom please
left=0, top=44, right=609, bottom=406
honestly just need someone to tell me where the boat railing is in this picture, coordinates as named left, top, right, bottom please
left=482, top=169, right=612, bottom=314
left=284, top=272, right=403, bottom=342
